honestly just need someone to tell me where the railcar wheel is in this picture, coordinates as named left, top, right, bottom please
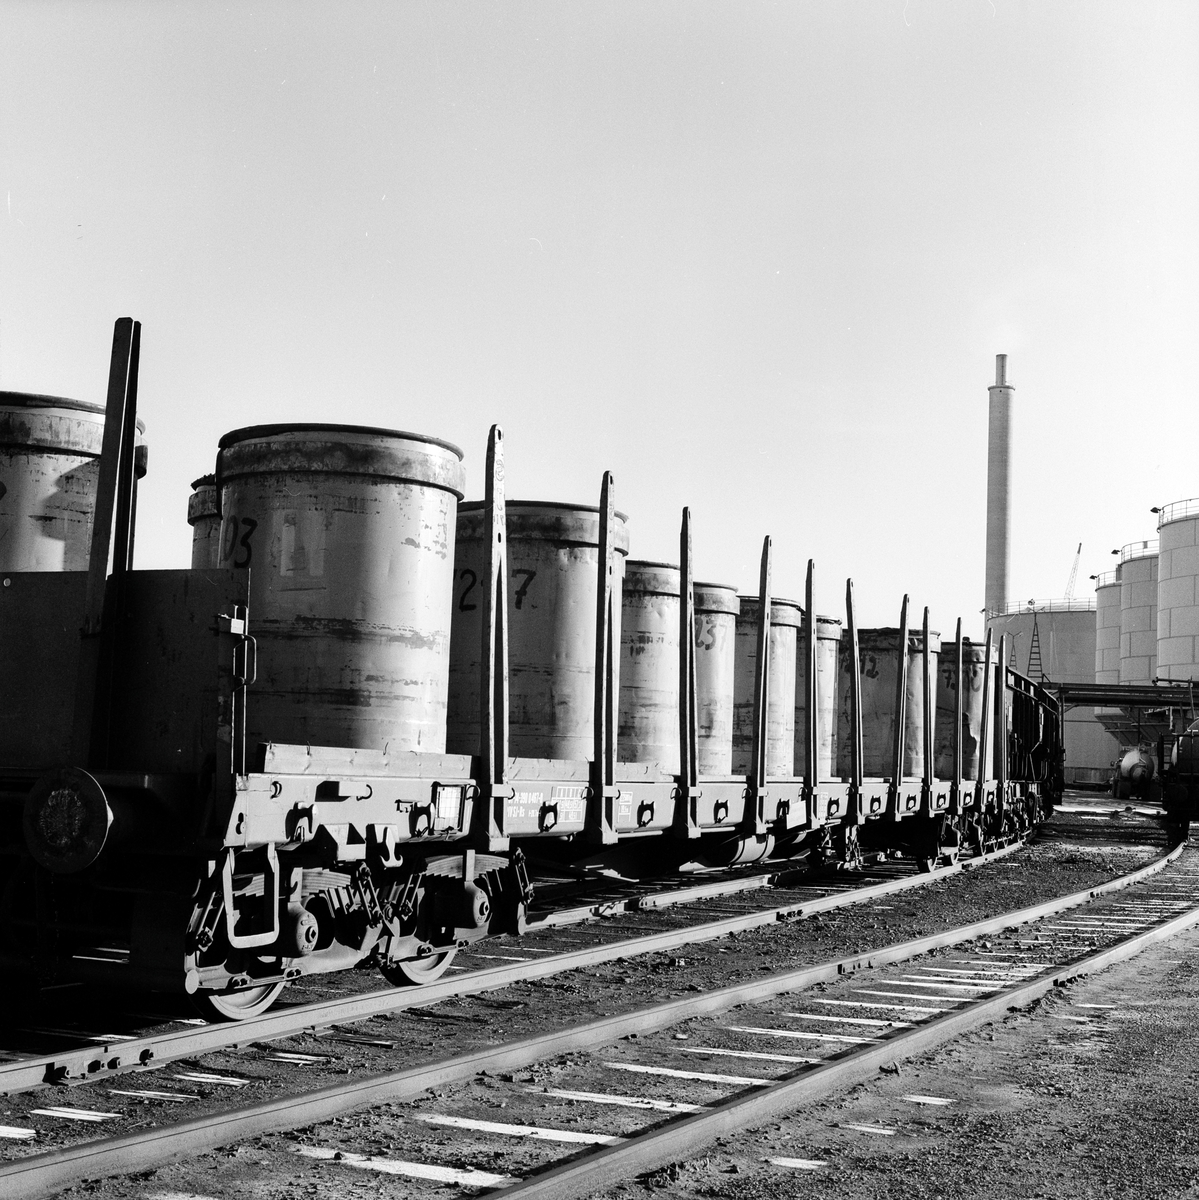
left=379, top=946, right=458, bottom=987
left=192, top=981, right=287, bottom=1022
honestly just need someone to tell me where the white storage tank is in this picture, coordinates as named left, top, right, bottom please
left=1118, top=539, right=1158, bottom=684
left=987, top=600, right=1117, bottom=787
left=732, top=596, right=802, bottom=777
left=0, top=391, right=147, bottom=571
left=216, top=423, right=465, bottom=754
left=187, top=475, right=221, bottom=569
left=618, top=560, right=681, bottom=773
left=693, top=582, right=739, bottom=776
left=793, top=614, right=841, bottom=780
left=1093, top=569, right=1122, bottom=684
left=1156, top=498, right=1199, bottom=682
left=447, top=501, right=631, bottom=761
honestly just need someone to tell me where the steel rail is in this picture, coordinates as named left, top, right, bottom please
left=0, top=842, right=1183, bottom=1199
left=496, top=849, right=1199, bottom=1199
left=0, top=841, right=1021, bottom=1095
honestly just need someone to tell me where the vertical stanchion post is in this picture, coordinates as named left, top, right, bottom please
left=589, top=472, right=619, bottom=844
left=952, top=617, right=963, bottom=813
left=921, top=606, right=933, bottom=814
left=479, top=425, right=511, bottom=850
left=978, top=628, right=994, bottom=791
left=71, top=317, right=135, bottom=766
left=846, top=579, right=864, bottom=822
left=674, top=507, right=701, bottom=838
left=997, top=632, right=1009, bottom=811
left=746, top=537, right=772, bottom=836
left=803, top=560, right=818, bottom=815
left=891, top=595, right=910, bottom=803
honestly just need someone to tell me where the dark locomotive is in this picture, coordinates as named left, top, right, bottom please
left=0, top=321, right=1064, bottom=1019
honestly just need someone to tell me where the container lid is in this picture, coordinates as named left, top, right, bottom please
left=624, top=560, right=680, bottom=596
left=737, top=595, right=804, bottom=628
left=190, top=473, right=216, bottom=491
left=218, top=423, right=466, bottom=498
left=219, top=422, right=463, bottom=458
left=0, top=390, right=147, bottom=448
left=0, top=390, right=106, bottom=416
left=694, top=581, right=740, bottom=615
left=854, top=626, right=942, bottom=653
left=457, top=500, right=631, bottom=553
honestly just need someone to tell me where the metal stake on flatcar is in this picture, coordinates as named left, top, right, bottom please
left=590, top=472, right=619, bottom=845
left=846, top=579, right=864, bottom=824
left=890, top=595, right=910, bottom=815
left=70, top=316, right=138, bottom=766
left=746, top=536, right=772, bottom=837
left=978, top=627, right=995, bottom=816
left=951, top=617, right=964, bottom=815
left=803, top=560, right=818, bottom=822
left=674, top=507, right=701, bottom=839
left=479, top=424, right=512, bottom=851
left=997, top=633, right=1009, bottom=814
left=921, top=606, right=934, bottom=818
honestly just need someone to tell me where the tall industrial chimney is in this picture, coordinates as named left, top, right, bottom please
left=984, top=354, right=1013, bottom=618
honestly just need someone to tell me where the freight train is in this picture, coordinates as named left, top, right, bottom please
left=0, top=321, right=1064, bottom=1019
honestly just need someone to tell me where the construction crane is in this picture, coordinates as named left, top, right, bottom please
left=1064, top=542, right=1082, bottom=600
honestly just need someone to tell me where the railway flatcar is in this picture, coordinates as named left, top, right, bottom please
left=0, top=321, right=1062, bottom=1019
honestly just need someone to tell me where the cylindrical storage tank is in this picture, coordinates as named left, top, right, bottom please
left=187, top=474, right=221, bottom=569
left=987, top=601, right=1115, bottom=787
left=1118, top=540, right=1158, bottom=684
left=732, top=597, right=802, bottom=777
left=446, top=502, right=630, bottom=761
left=694, top=582, right=739, bottom=776
left=793, top=615, right=842, bottom=780
left=0, top=392, right=146, bottom=571
left=618, top=560, right=680, bottom=773
left=215, top=424, right=465, bottom=753
left=933, top=638, right=996, bottom=780
left=1157, top=499, right=1199, bottom=683
left=1094, top=570, right=1122, bottom=684
left=836, top=628, right=940, bottom=779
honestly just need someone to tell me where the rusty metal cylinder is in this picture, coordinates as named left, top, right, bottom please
left=732, top=596, right=803, bottom=777
left=215, top=424, right=465, bottom=753
left=794, top=615, right=842, bottom=780
left=933, top=639, right=996, bottom=780
left=836, top=628, right=941, bottom=779
left=446, top=502, right=630, bottom=761
left=0, top=391, right=146, bottom=571
left=618, top=560, right=680, bottom=773
left=187, top=474, right=221, bottom=569
left=694, top=582, right=740, bottom=776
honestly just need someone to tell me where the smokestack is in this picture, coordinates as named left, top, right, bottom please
left=985, top=354, right=1013, bottom=618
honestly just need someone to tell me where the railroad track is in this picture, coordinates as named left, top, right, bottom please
left=0, top=830, right=1189, bottom=1197
left=0, top=841, right=1022, bottom=1096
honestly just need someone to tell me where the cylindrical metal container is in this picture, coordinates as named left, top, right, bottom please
left=618, top=560, right=680, bottom=773
left=1158, top=499, right=1199, bottom=682
left=933, top=638, right=996, bottom=781
left=1118, top=540, right=1158, bottom=684
left=0, top=392, right=146, bottom=572
left=793, top=615, right=842, bottom=780
left=1094, top=570, right=1122, bottom=684
left=694, top=582, right=739, bottom=776
left=836, top=627, right=941, bottom=779
left=187, top=474, right=221, bottom=569
left=216, top=424, right=465, bottom=753
left=732, top=596, right=802, bottom=777
left=446, top=502, right=630, bottom=761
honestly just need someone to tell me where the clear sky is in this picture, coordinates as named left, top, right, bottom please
left=1, top=1, right=1195, bottom=633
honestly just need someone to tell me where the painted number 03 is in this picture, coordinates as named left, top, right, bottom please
left=220, top=515, right=258, bottom=568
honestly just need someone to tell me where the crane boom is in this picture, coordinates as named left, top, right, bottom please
left=1064, top=542, right=1082, bottom=600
